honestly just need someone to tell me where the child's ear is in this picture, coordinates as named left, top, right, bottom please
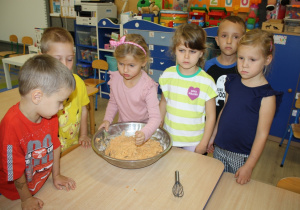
left=31, top=89, right=44, bottom=105
left=215, top=36, right=220, bottom=46
left=265, top=55, right=273, bottom=66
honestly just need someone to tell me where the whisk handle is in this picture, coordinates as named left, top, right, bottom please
left=175, top=170, right=180, bottom=182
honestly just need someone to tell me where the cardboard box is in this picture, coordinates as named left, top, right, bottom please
left=262, top=20, right=284, bottom=33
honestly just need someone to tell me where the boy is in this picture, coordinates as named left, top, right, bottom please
left=0, top=55, right=76, bottom=209
left=40, top=27, right=91, bottom=151
left=204, top=16, right=246, bottom=119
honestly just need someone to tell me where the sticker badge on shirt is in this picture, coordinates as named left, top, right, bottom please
left=187, top=87, right=200, bottom=100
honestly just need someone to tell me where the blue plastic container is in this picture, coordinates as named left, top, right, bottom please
left=105, top=55, right=118, bottom=71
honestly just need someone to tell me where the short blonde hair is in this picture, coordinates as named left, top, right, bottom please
left=113, top=34, right=150, bottom=68
left=218, top=16, right=246, bottom=35
left=18, top=54, right=75, bottom=96
left=40, top=27, right=74, bottom=53
left=170, top=23, right=206, bottom=68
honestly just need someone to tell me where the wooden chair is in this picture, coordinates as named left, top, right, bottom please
left=84, top=59, right=109, bottom=111
left=279, top=98, right=300, bottom=167
left=277, top=177, right=300, bottom=194
left=0, top=35, right=19, bottom=58
left=8, top=36, right=33, bottom=71
left=61, top=144, right=80, bottom=157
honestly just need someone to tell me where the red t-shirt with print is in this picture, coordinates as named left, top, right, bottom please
left=0, top=102, right=61, bottom=200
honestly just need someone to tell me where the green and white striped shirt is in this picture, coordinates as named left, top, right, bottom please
left=159, top=65, right=217, bottom=146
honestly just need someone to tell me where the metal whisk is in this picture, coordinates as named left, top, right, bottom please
left=172, top=170, right=184, bottom=197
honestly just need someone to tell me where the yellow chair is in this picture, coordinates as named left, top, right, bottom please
left=8, top=36, right=33, bottom=71
left=0, top=35, right=18, bottom=58
left=279, top=98, right=300, bottom=167
left=277, top=177, right=300, bottom=194
left=84, top=59, right=109, bottom=111
left=9, top=36, right=33, bottom=58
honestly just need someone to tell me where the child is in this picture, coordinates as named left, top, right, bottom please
left=207, top=29, right=283, bottom=184
left=204, top=16, right=246, bottom=119
left=159, top=23, right=217, bottom=154
left=40, top=27, right=91, bottom=151
left=99, top=34, right=161, bottom=145
left=0, top=55, right=76, bottom=209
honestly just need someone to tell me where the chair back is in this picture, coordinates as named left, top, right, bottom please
left=22, top=36, right=33, bottom=54
left=277, top=177, right=300, bottom=194
left=9, top=35, right=19, bottom=53
left=92, top=59, right=109, bottom=71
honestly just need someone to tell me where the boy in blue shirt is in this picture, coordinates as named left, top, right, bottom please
left=204, top=16, right=246, bottom=119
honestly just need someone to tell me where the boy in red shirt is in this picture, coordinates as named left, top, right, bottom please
left=0, top=55, right=76, bottom=209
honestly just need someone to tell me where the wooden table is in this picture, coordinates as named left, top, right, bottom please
left=0, top=147, right=225, bottom=209
left=0, top=87, right=98, bottom=135
left=2, top=54, right=35, bottom=89
left=206, top=172, right=300, bottom=209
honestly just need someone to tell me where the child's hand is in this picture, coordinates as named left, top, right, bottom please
left=79, top=134, right=91, bottom=148
left=195, top=143, right=207, bottom=154
left=98, top=120, right=110, bottom=131
left=135, top=131, right=145, bottom=145
left=53, top=174, right=76, bottom=191
left=207, top=141, right=215, bottom=153
left=234, top=165, right=252, bottom=185
left=21, top=196, right=44, bottom=210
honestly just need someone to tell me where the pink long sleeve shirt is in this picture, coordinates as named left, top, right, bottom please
left=104, top=71, right=161, bottom=140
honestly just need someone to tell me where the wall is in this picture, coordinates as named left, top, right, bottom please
left=0, top=0, right=50, bottom=44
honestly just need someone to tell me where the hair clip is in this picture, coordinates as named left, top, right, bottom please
left=110, top=36, right=146, bottom=55
left=270, top=41, right=273, bottom=52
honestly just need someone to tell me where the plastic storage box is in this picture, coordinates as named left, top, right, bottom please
left=80, top=49, right=92, bottom=61
left=77, top=63, right=92, bottom=77
left=77, top=31, right=91, bottom=45
left=105, top=55, right=118, bottom=71
left=91, top=51, right=98, bottom=61
left=284, top=18, right=300, bottom=33
left=90, top=35, right=97, bottom=47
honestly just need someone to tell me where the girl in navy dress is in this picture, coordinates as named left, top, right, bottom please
left=207, top=29, right=283, bottom=185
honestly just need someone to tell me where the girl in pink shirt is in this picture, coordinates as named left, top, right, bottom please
left=99, top=34, right=161, bottom=145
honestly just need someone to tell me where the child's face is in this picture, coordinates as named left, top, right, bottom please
left=38, top=87, right=73, bottom=119
left=216, top=20, right=245, bottom=57
left=117, top=54, right=147, bottom=82
left=237, top=45, right=272, bottom=80
left=175, top=42, right=203, bottom=73
left=46, top=42, right=74, bottom=71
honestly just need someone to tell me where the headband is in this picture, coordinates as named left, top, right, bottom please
left=109, top=36, right=147, bottom=55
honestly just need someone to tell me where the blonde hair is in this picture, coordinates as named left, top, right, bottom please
left=218, top=16, right=246, bottom=35
left=40, top=27, right=74, bottom=53
left=113, top=34, right=150, bottom=69
left=170, top=23, right=206, bottom=68
left=18, top=54, right=75, bottom=96
left=238, top=29, right=274, bottom=74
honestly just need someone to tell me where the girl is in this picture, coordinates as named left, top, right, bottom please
left=207, top=29, right=283, bottom=184
left=159, top=23, right=217, bottom=154
left=99, top=34, right=161, bottom=145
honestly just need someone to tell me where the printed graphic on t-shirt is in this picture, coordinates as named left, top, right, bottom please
left=216, top=75, right=227, bottom=106
left=188, top=87, right=200, bottom=100
left=25, top=134, right=54, bottom=190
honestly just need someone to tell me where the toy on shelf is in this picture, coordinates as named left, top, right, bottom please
left=266, top=0, right=289, bottom=20
left=137, top=0, right=151, bottom=15
left=245, top=1, right=260, bottom=30
left=173, top=0, right=189, bottom=12
left=206, top=7, right=230, bottom=27
left=188, top=7, right=207, bottom=27
left=140, top=0, right=160, bottom=23
left=160, top=10, right=188, bottom=27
